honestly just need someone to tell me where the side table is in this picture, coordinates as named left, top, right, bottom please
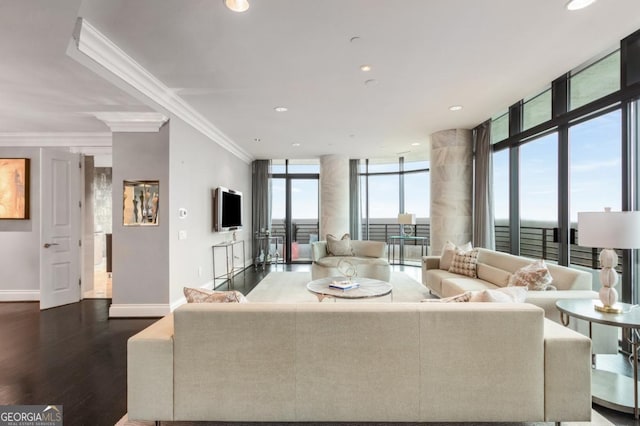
left=387, top=235, right=427, bottom=265
left=212, top=240, right=245, bottom=289
left=556, top=298, right=640, bottom=419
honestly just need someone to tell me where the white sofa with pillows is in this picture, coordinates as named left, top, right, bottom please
left=311, top=234, right=390, bottom=281
left=128, top=302, right=591, bottom=423
left=422, top=243, right=617, bottom=353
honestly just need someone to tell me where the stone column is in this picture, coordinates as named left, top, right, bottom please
left=319, top=155, right=349, bottom=240
left=430, top=129, right=473, bottom=255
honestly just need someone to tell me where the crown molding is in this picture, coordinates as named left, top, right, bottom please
left=91, top=111, right=168, bottom=132
left=0, top=132, right=112, bottom=147
left=71, top=18, right=253, bottom=164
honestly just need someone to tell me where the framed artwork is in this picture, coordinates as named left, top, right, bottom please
left=0, top=158, right=30, bottom=219
left=123, top=180, right=159, bottom=226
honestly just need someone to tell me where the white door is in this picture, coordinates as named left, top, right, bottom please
left=40, top=149, right=81, bottom=310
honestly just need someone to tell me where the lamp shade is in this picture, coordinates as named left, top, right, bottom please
left=398, top=213, right=416, bottom=225
left=577, top=211, right=640, bottom=249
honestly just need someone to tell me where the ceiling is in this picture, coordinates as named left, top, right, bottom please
left=2, top=0, right=640, bottom=162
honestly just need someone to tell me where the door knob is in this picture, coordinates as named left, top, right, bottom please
left=43, top=243, right=60, bottom=248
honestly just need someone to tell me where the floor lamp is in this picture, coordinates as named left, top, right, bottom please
left=578, top=208, right=640, bottom=313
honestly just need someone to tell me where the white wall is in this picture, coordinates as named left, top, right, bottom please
left=168, top=117, right=252, bottom=305
left=111, top=125, right=171, bottom=309
left=0, top=147, right=41, bottom=299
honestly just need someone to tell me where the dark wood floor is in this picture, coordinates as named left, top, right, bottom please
left=0, top=264, right=638, bottom=425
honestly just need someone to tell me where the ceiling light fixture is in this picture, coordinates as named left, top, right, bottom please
left=360, top=65, right=372, bottom=72
left=449, top=105, right=463, bottom=111
left=350, top=36, right=361, bottom=43
left=292, top=143, right=301, bottom=147
left=274, top=106, right=288, bottom=112
left=566, top=0, right=597, bottom=10
left=224, top=0, right=250, bottom=12
left=254, top=138, right=261, bottom=142
left=411, top=142, right=421, bottom=146
left=364, top=79, right=378, bottom=87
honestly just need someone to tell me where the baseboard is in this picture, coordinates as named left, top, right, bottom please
left=170, top=280, right=214, bottom=312
left=108, top=303, right=170, bottom=318
left=0, top=290, right=40, bottom=301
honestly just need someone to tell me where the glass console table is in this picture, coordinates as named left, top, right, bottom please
left=212, top=240, right=245, bottom=289
left=387, top=235, right=427, bottom=265
left=556, top=298, right=640, bottom=419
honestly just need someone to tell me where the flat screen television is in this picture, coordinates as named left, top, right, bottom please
left=213, top=187, right=243, bottom=232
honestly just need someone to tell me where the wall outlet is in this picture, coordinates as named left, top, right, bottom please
left=178, top=230, right=187, bottom=240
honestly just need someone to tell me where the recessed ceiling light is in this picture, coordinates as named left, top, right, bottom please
left=360, top=64, right=372, bottom=72
left=292, top=143, right=301, bottom=147
left=566, top=0, right=597, bottom=10
left=224, top=0, right=250, bottom=12
left=364, top=79, right=378, bottom=87
left=350, top=36, right=361, bottom=43
left=411, top=142, right=421, bottom=146
left=274, top=106, right=288, bottom=112
left=254, top=138, right=261, bottom=142
left=449, top=105, right=463, bottom=111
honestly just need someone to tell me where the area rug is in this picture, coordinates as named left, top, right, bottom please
left=116, top=410, right=613, bottom=426
left=246, top=271, right=433, bottom=303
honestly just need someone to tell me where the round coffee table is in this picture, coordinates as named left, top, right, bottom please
left=306, top=277, right=393, bottom=302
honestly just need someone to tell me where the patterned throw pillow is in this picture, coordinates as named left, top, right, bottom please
left=508, top=260, right=555, bottom=291
left=326, top=233, right=354, bottom=256
left=183, top=287, right=248, bottom=303
left=448, top=248, right=479, bottom=278
left=440, top=241, right=473, bottom=270
left=421, top=291, right=472, bottom=303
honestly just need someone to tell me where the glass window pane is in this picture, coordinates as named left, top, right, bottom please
left=523, top=89, right=551, bottom=131
left=493, top=148, right=510, bottom=253
left=288, top=159, right=319, bottom=174
left=404, top=160, right=429, bottom=171
left=367, top=159, right=399, bottom=173
left=270, top=177, right=286, bottom=238
left=491, top=113, right=509, bottom=144
left=291, top=179, right=318, bottom=261
left=367, top=175, right=400, bottom=241
left=271, top=160, right=286, bottom=174
left=570, top=51, right=620, bottom=110
left=520, top=133, right=558, bottom=262
left=570, top=109, right=621, bottom=270
left=404, top=171, right=430, bottom=264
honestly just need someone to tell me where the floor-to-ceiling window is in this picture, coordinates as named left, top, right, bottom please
left=484, top=28, right=640, bottom=307
left=269, top=159, right=319, bottom=263
left=359, top=157, right=429, bottom=265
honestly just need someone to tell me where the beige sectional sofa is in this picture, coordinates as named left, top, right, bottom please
left=128, top=302, right=591, bottom=423
left=422, top=247, right=616, bottom=353
left=311, top=240, right=390, bottom=281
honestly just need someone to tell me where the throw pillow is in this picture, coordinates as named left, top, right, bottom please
left=448, top=248, right=479, bottom=278
left=508, top=259, right=555, bottom=291
left=421, top=291, right=472, bottom=303
left=326, top=233, right=354, bottom=256
left=183, top=287, right=248, bottom=303
left=440, top=241, right=473, bottom=270
left=469, top=286, right=528, bottom=303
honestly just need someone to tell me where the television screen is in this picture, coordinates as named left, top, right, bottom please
left=221, top=191, right=242, bottom=228
left=214, top=187, right=242, bottom=231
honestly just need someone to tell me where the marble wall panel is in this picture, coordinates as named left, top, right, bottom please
left=319, top=155, right=349, bottom=240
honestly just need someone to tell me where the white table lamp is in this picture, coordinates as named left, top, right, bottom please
left=578, top=208, right=640, bottom=313
left=398, top=213, right=416, bottom=237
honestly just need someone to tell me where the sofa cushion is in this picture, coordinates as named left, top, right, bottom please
left=315, top=256, right=389, bottom=268
left=441, top=277, right=500, bottom=298
left=477, top=263, right=511, bottom=287
left=183, top=287, right=248, bottom=303
left=449, top=248, right=479, bottom=278
left=326, top=233, right=354, bottom=256
left=508, top=260, right=554, bottom=291
left=469, top=286, right=527, bottom=303
left=424, top=269, right=466, bottom=297
left=421, top=291, right=472, bottom=303
left=440, top=241, right=472, bottom=270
